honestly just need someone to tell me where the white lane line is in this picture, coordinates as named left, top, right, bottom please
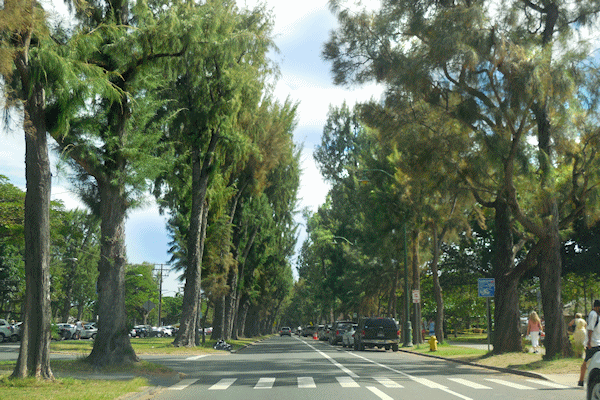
left=525, top=379, right=569, bottom=389
left=208, top=378, right=236, bottom=390
left=169, top=378, right=198, bottom=390
left=254, top=377, right=276, bottom=389
left=374, top=377, right=404, bottom=388
left=296, top=336, right=359, bottom=378
left=447, top=378, right=492, bottom=389
left=485, top=378, right=534, bottom=390
left=298, top=376, right=316, bottom=388
left=186, top=355, right=209, bottom=360
left=350, top=352, right=473, bottom=400
left=366, top=386, right=394, bottom=400
left=337, top=376, right=360, bottom=387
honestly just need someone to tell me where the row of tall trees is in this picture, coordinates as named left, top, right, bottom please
left=1, top=0, right=299, bottom=378
left=289, top=0, right=600, bottom=359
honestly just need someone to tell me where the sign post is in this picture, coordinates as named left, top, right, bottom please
left=478, top=278, right=495, bottom=352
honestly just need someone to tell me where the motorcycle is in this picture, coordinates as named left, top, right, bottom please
left=213, top=339, right=232, bottom=351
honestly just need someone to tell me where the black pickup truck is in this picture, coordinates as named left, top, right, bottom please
left=354, top=317, right=399, bottom=352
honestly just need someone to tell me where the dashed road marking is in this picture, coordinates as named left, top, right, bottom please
left=254, top=377, right=276, bottom=389
left=374, top=377, right=403, bottom=388
left=298, top=376, right=316, bottom=388
left=208, top=378, right=236, bottom=390
left=168, top=378, right=198, bottom=390
left=336, top=376, right=360, bottom=387
left=485, top=378, right=534, bottom=390
left=447, top=378, right=492, bottom=389
left=366, top=386, right=394, bottom=400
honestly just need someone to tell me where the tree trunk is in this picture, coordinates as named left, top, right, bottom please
left=223, top=266, right=238, bottom=340
left=539, top=203, right=571, bottom=358
left=411, top=229, right=422, bottom=344
left=174, top=130, right=218, bottom=347
left=211, top=296, right=225, bottom=340
left=13, top=83, right=54, bottom=379
left=87, top=181, right=137, bottom=367
left=431, top=223, right=444, bottom=342
left=237, top=296, right=250, bottom=338
left=492, top=195, right=523, bottom=353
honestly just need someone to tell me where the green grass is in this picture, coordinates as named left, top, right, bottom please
left=49, top=335, right=270, bottom=354
left=0, top=334, right=271, bottom=399
left=406, top=338, right=583, bottom=375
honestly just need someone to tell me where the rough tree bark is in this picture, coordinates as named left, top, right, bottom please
left=12, top=81, right=54, bottom=379
left=173, top=133, right=215, bottom=347
left=87, top=181, right=138, bottom=366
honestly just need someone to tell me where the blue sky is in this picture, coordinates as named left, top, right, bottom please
left=0, top=0, right=382, bottom=294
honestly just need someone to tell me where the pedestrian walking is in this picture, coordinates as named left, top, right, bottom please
left=579, top=300, right=600, bottom=387
left=569, top=313, right=587, bottom=359
left=526, top=311, right=543, bottom=353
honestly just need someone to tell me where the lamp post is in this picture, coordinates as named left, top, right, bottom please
left=359, top=168, right=412, bottom=347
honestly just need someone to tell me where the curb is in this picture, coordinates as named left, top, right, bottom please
left=398, top=348, right=549, bottom=380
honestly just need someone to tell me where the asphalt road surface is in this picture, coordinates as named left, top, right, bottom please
left=143, top=335, right=581, bottom=400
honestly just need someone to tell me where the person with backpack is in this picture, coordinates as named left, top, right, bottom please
left=578, top=299, right=600, bottom=387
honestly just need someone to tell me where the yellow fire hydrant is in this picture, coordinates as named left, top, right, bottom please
left=428, top=335, right=438, bottom=351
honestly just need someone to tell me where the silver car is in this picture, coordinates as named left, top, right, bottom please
left=341, top=324, right=358, bottom=348
left=586, top=351, right=600, bottom=400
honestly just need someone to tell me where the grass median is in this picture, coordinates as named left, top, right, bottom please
left=406, top=339, right=583, bottom=375
left=0, top=335, right=270, bottom=400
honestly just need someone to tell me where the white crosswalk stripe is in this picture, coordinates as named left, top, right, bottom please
left=485, top=378, right=534, bottom=390
left=447, top=378, right=492, bottom=389
left=298, top=376, right=316, bottom=388
left=254, top=377, right=276, bottom=389
left=366, top=386, right=395, bottom=400
left=169, top=378, right=198, bottom=390
left=374, top=377, right=404, bottom=388
left=208, top=378, right=237, bottom=390
left=525, top=379, right=569, bottom=389
left=336, top=376, right=360, bottom=387
left=194, top=375, right=568, bottom=392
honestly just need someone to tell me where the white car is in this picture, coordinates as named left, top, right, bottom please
left=586, top=351, right=600, bottom=400
left=0, top=319, right=19, bottom=342
left=80, top=323, right=98, bottom=339
left=341, top=324, right=358, bottom=348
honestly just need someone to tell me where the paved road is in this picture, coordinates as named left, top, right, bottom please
left=142, top=336, right=581, bottom=400
left=0, top=338, right=583, bottom=399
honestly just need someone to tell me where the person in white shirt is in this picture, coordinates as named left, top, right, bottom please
left=579, top=300, right=600, bottom=386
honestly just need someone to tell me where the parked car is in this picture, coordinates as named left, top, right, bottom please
left=199, top=326, right=213, bottom=335
left=130, top=325, right=151, bottom=338
left=0, top=319, right=19, bottom=342
left=586, top=351, right=600, bottom=400
left=80, top=323, right=98, bottom=339
left=316, top=324, right=327, bottom=340
left=279, top=327, right=292, bottom=336
left=302, top=325, right=316, bottom=337
left=57, top=323, right=77, bottom=340
left=341, top=324, right=358, bottom=348
left=329, top=320, right=354, bottom=345
left=159, top=326, right=175, bottom=336
left=354, top=317, right=400, bottom=352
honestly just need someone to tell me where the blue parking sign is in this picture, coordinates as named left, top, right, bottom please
left=478, top=278, right=495, bottom=298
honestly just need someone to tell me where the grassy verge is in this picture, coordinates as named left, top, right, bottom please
left=407, top=341, right=583, bottom=375
left=0, top=334, right=270, bottom=399
left=49, top=334, right=271, bottom=354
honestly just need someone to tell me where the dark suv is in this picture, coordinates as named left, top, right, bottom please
left=354, top=317, right=399, bottom=352
left=329, top=320, right=354, bottom=345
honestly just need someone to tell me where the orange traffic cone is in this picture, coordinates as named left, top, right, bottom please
left=313, top=331, right=318, bottom=340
